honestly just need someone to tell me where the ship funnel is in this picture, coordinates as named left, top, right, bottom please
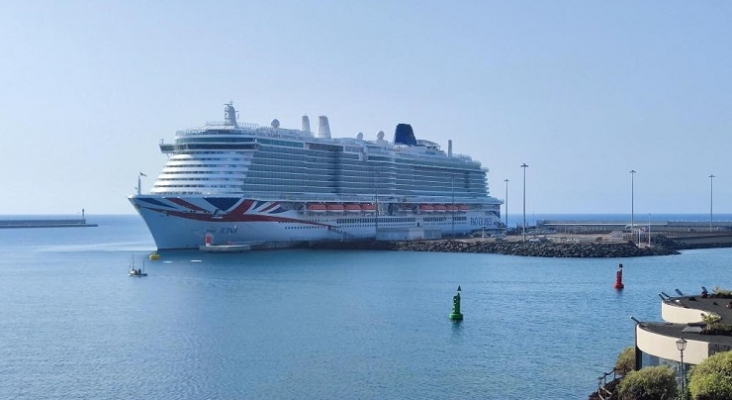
left=394, top=124, right=417, bottom=146
left=302, top=115, right=311, bottom=132
left=448, top=140, right=453, bottom=157
left=224, top=103, right=238, bottom=127
left=318, top=116, right=331, bottom=138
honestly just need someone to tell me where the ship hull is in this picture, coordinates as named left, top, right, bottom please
left=129, top=195, right=501, bottom=250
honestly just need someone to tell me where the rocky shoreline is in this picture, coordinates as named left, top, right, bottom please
left=307, top=236, right=681, bottom=258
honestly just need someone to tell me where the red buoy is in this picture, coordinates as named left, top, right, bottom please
left=614, top=263, right=624, bottom=290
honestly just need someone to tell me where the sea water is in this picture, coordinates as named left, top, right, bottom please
left=0, top=215, right=730, bottom=399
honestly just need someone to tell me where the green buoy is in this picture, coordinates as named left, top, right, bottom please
left=450, top=285, right=463, bottom=321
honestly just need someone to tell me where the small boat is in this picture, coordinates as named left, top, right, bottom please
left=458, top=205, right=470, bottom=212
left=345, top=204, right=361, bottom=213
left=326, top=204, right=345, bottom=213
left=419, top=204, right=434, bottom=213
left=360, top=203, right=376, bottom=213
left=128, top=258, right=148, bottom=277
left=433, top=205, right=447, bottom=212
left=149, top=252, right=161, bottom=261
left=199, top=243, right=251, bottom=253
left=446, top=205, right=459, bottom=212
left=307, top=203, right=327, bottom=213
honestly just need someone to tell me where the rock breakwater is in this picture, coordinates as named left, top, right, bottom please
left=309, top=238, right=680, bottom=258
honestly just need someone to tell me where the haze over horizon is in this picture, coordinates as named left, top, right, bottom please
left=1, top=1, right=730, bottom=216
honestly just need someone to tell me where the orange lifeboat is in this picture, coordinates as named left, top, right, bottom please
left=327, top=204, right=345, bottom=213
left=361, top=203, right=376, bottom=213
left=446, top=205, right=459, bottom=212
left=419, top=204, right=434, bottom=213
left=433, top=205, right=447, bottom=212
left=458, top=205, right=470, bottom=212
left=345, top=204, right=361, bottom=213
left=307, top=204, right=327, bottom=213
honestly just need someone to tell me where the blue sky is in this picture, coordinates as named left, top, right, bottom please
left=1, top=1, right=730, bottom=215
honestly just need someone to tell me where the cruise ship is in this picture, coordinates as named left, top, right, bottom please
left=129, top=103, right=503, bottom=250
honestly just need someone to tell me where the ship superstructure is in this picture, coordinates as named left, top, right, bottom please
left=129, top=103, right=502, bottom=250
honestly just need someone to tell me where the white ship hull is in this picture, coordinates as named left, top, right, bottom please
left=130, top=196, right=500, bottom=250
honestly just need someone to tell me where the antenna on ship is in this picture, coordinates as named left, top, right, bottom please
left=137, top=172, right=147, bottom=195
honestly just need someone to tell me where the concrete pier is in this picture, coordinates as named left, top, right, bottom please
left=0, top=218, right=97, bottom=229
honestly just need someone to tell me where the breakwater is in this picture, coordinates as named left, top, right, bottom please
left=0, top=218, right=97, bottom=229
left=309, top=238, right=680, bottom=258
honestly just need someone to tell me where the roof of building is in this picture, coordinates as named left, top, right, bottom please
left=640, top=292, right=732, bottom=349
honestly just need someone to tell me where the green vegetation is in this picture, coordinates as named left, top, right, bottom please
left=701, top=313, right=721, bottom=325
left=615, top=346, right=636, bottom=376
left=711, top=286, right=732, bottom=298
left=688, top=351, right=732, bottom=400
left=616, top=366, right=678, bottom=400
left=700, top=313, right=732, bottom=336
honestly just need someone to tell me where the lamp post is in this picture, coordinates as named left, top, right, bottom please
left=521, top=163, right=528, bottom=241
left=630, top=170, right=636, bottom=245
left=504, top=179, right=509, bottom=234
left=676, top=337, right=687, bottom=399
left=709, top=174, right=715, bottom=232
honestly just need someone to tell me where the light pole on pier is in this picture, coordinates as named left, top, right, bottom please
left=630, top=170, right=636, bottom=245
left=504, top=179, right=509, bottom=234
left=709, top=174, right=715, bottom=232
left=521, top=163, right=528, bottom=241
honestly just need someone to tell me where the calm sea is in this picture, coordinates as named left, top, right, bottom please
left=0, top=214, right=730, bottom=399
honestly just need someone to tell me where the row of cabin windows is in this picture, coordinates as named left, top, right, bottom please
left=335, top=217, right=416, bottom=224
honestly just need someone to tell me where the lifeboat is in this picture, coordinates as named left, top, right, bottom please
left=419, top=204, right=434, bottom=213
left=361, top=203, right=376, bottom=213
left=327, top=204, right=345, bottom=213
left=307, top=203, right=327, bottom=213
left=433, top=205, right=447, bottom=212
left=345, top=204, right=361, bottom=213
left=458, top=205, right=470, bottom=212
left=446, top=205, right=459, bottom=212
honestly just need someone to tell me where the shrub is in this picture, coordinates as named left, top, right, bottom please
left=616, top=366, right=678, bottom=400
left=712, top=287, right=732, bottom=298
left=701, top=313, right=732, bottom=335
left=615, top=346, right=636, bottom=376
left=701, top=313, right=721, bottom=325
left=688, top=351, right=732, bottom=400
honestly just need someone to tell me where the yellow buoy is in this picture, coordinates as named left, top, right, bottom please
left=149, top=253, right=161, bottom=261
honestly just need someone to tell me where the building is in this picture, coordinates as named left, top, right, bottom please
left=634, top=289, right=732, bottom=379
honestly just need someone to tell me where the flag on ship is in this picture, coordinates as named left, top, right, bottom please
left=140, top=172, right=147, bottom=177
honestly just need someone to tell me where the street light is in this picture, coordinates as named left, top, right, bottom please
left=504, top=179, right=509, bottom=234
left=676, top=337, right=687, bottom=399
left=709, top=174, right=715, bottom=232
left=630, top=170, right=636, bottom=245
left=521, top=163, right=528, bottom=241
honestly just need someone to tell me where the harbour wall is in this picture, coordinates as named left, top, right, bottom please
left=0, top=218, right=98, bottom=229
left=308, top=238, right=680, bottom=258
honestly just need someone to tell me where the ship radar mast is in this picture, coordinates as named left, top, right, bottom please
left=224, top=102, right=238, bottom=127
